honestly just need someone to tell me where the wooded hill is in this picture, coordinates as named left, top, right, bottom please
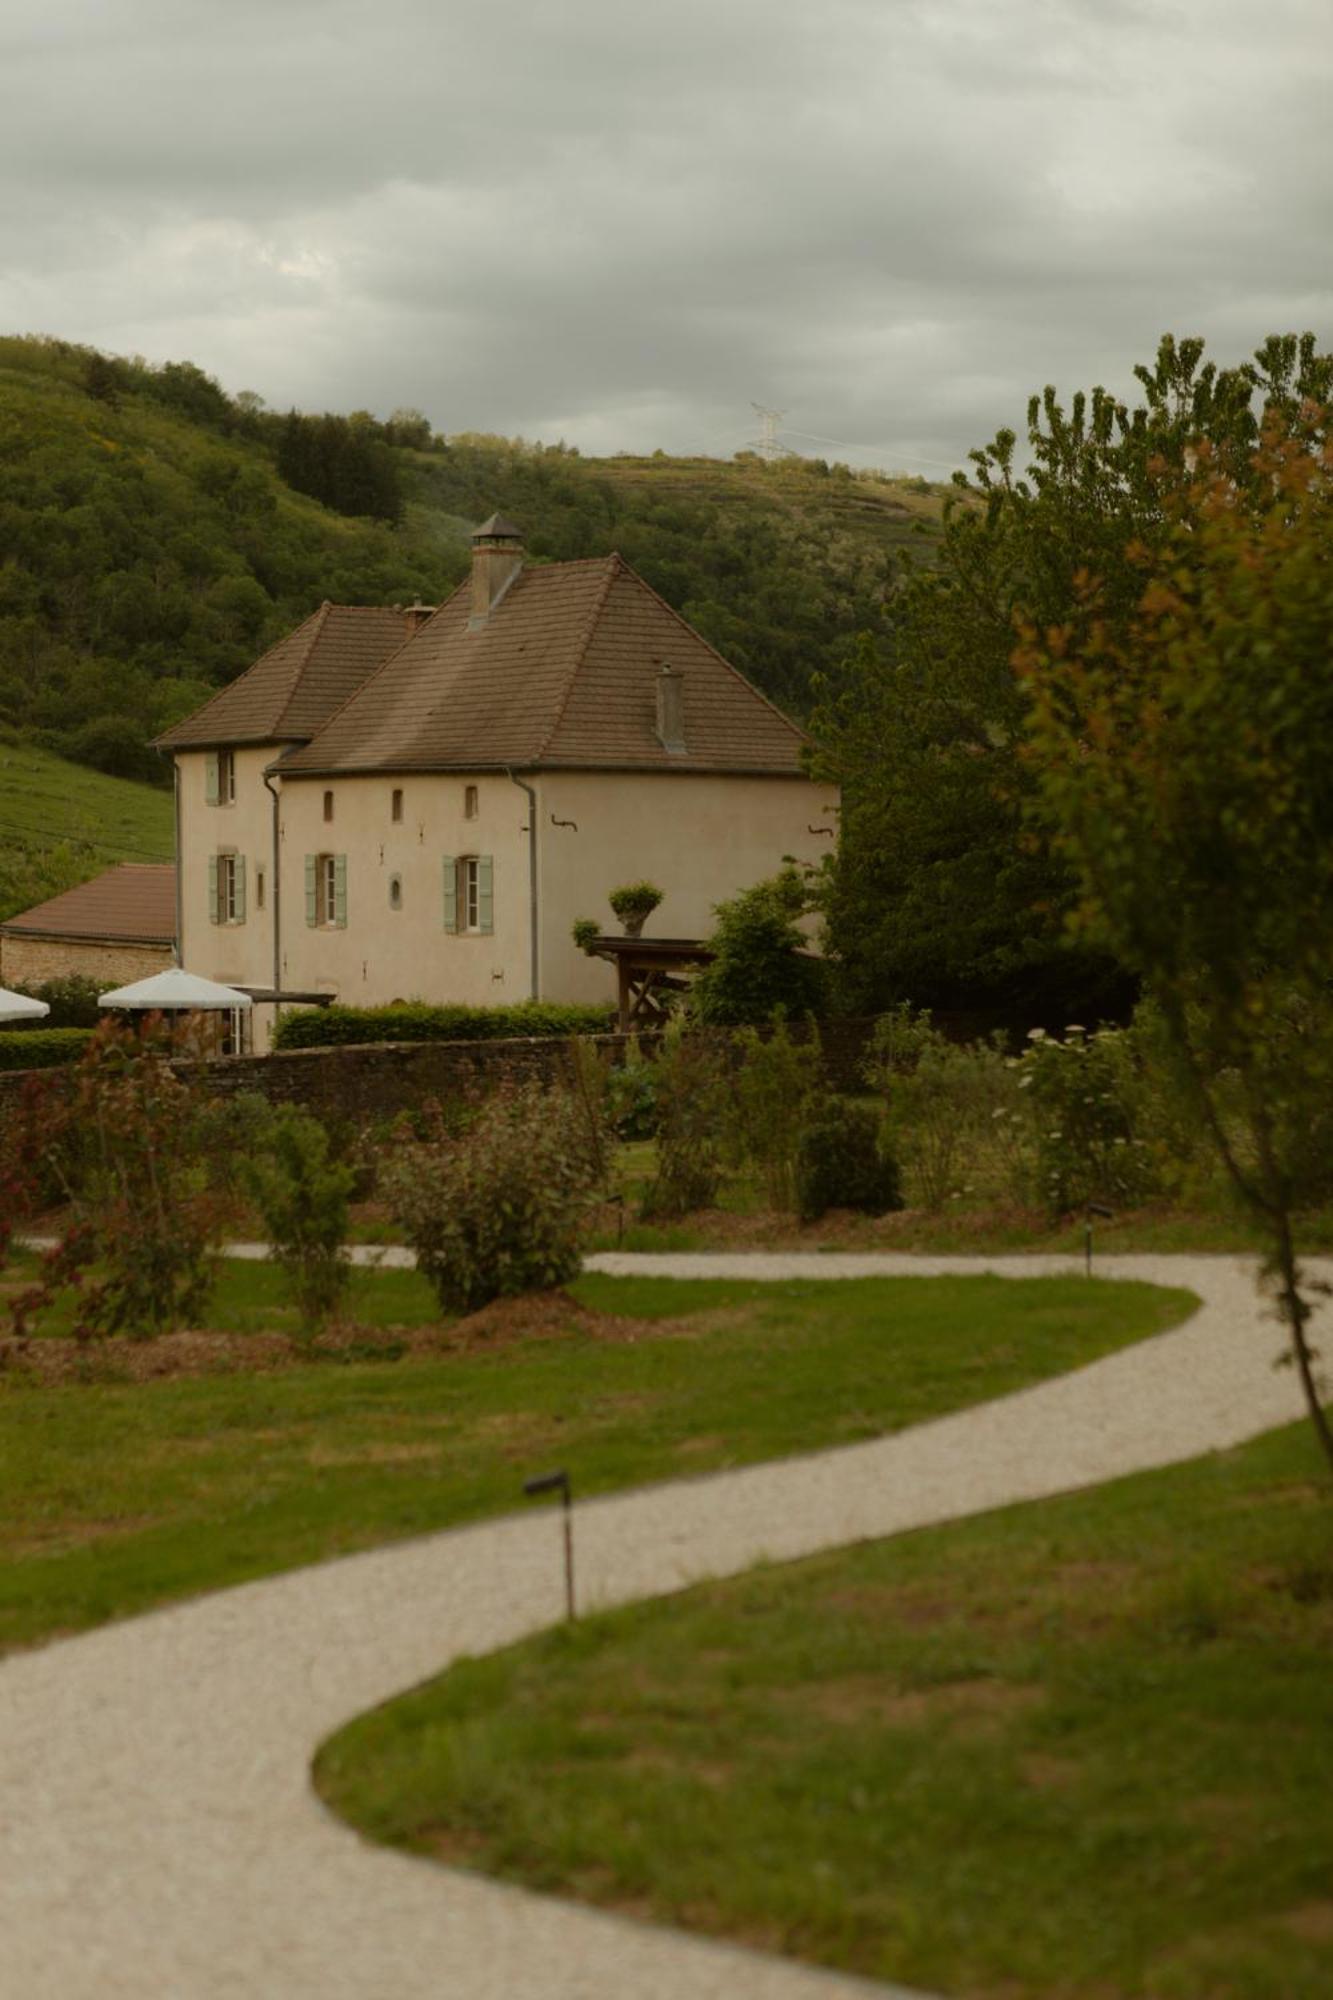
left=0, top=334, right=944, bottom=791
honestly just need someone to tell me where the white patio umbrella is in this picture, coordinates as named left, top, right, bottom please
left=0, top=986, right=50, bottom=1024
left=98, top=969, right=253, bottom=1012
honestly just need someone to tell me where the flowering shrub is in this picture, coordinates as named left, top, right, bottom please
left=380, top=1080, right=605, bottom=1315
left=1016, top=1025, right=1162, bottom=1215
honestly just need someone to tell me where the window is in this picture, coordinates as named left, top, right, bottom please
left=464, top=783, right=479, bottom=820
left=220, top=1007, right=252, bottom=1057
left=206, top=750, right=235, bottom=806
left=255, top=868, right=266, bottom=912
left=208, top=851, right=246, bottom=925
left=391, top=788, right=404, bottom=823
left=388, top=874, right=403, bottom=910
left=442, top=853, right=493, bottom=934
left=305, top=852, right=347, bottom=928
left=323, top=789, right=335, bottom=824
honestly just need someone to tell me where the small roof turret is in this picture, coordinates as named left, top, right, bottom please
left=471, top=512, right=524, bottom=541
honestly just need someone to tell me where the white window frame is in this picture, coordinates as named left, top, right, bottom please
left=219, top=852, right=240, bottom=923
left=460, top=855, right=481, bottom=932
left=319, top=853, right=338, bottom=926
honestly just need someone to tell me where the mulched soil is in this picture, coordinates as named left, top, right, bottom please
left=0, top=1290, right=676, bottom=1387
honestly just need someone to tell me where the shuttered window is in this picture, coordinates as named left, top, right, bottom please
left=306, top=854, right=347, bottom=927
left=209, top=853, right=245, bottom=924
left=444, top=855, right=493, bottom=935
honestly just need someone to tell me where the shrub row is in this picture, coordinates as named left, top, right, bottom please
left=0, top=1027, right=93, bottom=1071
left=272, top=1001, right=615, bottom=1050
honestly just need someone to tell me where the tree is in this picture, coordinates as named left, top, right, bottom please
left=812, top=334, right=1333, bottom=1017
left=1018, top=401, right=1333, bottom=1470
left=690, top=867, right=826, bottom=1026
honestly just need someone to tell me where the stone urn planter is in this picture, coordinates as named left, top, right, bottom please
left=608, top=883, right=663, bottom=939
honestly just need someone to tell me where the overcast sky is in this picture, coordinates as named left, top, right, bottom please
left=1, top=0, right=1328, bottom=475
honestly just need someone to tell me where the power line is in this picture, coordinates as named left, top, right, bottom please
left=781, top=425, right=963, bottom=473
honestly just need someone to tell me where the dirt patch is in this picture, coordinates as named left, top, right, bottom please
left=800, top=1674, right=1043, bottom=1736
left=1279, top=1902, right=1333, bottom=1944
left=0, top=1289, right=685, bottom=1385
left=1019, top=1752, right=1081, bottom=1792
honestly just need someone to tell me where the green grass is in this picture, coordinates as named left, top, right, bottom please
left=0, top=742, right=174, bottom=920
left=317, top=1421, right=1333, bottom=2000
left=0, top=1267, right=1191, bottom=1654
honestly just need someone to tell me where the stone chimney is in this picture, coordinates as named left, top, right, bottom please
left=469, top=512, right=524, bottom=627
left=655, top=663, right=686, bottom=754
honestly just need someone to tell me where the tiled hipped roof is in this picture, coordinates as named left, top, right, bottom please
left=278, top=557, right=808, bottom=777
left=0, top=864, right=177, bottom=944
left=154, top=604, right=417, bottom=750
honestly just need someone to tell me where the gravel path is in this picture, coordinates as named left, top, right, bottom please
left=0, top=1252, right=1319, bottom=2000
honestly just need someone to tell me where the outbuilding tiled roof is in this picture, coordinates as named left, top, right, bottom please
left=278, top=556, right=808, bottom=777
left=0, top=864, right=177, bottom=944
left=154, top=604, right=418, bottom=750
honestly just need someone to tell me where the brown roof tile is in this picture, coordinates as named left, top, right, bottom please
left=277, top=556, right=807, bottom=778
left=0, top=864, right=177, bottom=944
left=154, top=604, right=419, bottom=750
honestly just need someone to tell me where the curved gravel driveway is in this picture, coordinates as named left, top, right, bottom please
left=0, top=1252, right=1320, bottom=2000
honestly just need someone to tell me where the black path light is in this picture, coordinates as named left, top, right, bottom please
left=1085, top=1203, right=1114, bottom=1276
left=523, top=1469, right=576, bottom=1622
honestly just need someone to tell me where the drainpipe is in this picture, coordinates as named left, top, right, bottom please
left=505, top=767, right=539, bottom=1000
left=262, top=770, right=282, bottom=1027
left=171, top=758, right=183, bottom=966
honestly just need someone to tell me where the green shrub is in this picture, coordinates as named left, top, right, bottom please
left=0, top=1027, right=92, bottom=1071
left=608, top=882, right=663, bottom=934
left=379, top=1081, right=604, bottom=1315
left=640, top=1024, right=730, bottom=1219
left=9, top=975, right=103, bottom=1027
left=571, top=917, right=601, bottom=955
left=6, top=1022, right=221, bottom=1339
left=606, top=1037, right=658, bottom=1138
left=866, top=1005, right=1023, bottom=1212
left=272, top=1001, right=613, bottom=1050
left=241, top=1107, right=357, bottom=1332
left=795, top=1100, right=903, bottom=1222
left=728, top=1016, right=824, bottom=1212
left=690, top=867, right=827, bottom=1026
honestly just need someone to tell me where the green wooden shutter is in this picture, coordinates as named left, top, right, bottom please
left=235, top=855, right=247, bottom=923
left=207, top=854, right=220, bottom=925
left=478, top=855, right=494, bottom=935
left=205, top=753, right=220, bottom=806
left=334, top=854, right=348, bottom=929
left=305, top=855, right=317, bottom=927
left=442, top=855, right=458, bottom=933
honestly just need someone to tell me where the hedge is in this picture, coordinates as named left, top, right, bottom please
left=272, top=1001, right=616, bottom=1051
left=0, top=1027, right=92, bottom=1072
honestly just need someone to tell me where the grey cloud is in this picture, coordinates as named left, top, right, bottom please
left=0, top=0, right=1328, bottom=475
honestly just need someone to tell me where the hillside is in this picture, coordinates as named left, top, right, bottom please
left=0, top=335, right=944, bottom=791
left=0, top=743, right=174, bottom=923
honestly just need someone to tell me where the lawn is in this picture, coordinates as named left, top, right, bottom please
left=0, top=1263, right=1192, bottom=1654
left=316, top=1420, right=1333, bottom=2000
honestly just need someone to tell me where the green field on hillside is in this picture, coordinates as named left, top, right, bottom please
left=0, top=742, right=174, bottom=921
left=0, top=334, right=944, bottom=784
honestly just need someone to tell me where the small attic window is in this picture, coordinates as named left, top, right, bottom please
left=391, top=787, right=404, bottom=823
left=323, top=789, right=335, bottom=823
left=388, top=874, right=403, bottom=911
left=464, top=784, right=479, bottom=820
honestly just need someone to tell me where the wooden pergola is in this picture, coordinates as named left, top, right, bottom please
left=582, top=936, right=714, bottom=1032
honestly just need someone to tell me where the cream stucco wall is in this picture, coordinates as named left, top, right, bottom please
left=535, top=769, right=838, bottom=1005
left=175, top=747, right=838, bottom=1041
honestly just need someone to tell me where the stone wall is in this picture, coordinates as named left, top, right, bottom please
left=0, top=935, right=172, bottom=989
left=0, top=1019, right=876, bottom=1122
